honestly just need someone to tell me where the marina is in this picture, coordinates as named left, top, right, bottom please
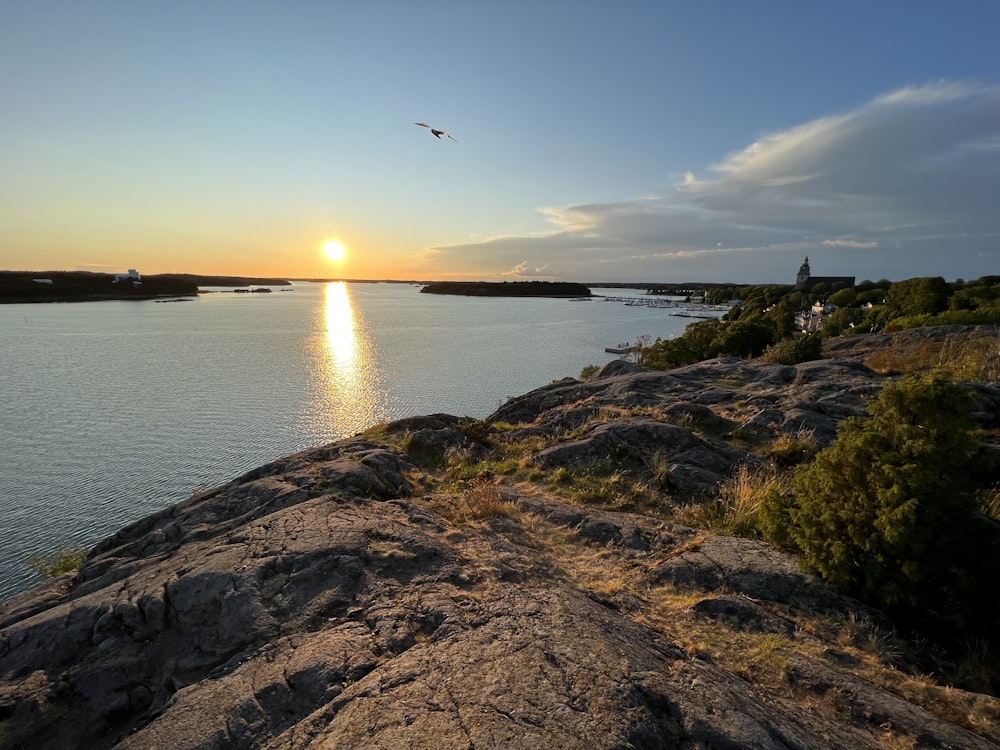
left=597, top=295, right=731, bottom=318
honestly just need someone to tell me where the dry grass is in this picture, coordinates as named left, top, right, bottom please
left=765, top=427, right=819, bottom=466
left=838, top=611, right=905, bottom=667
left=450, top=480, right=519, bottom=523
left=543, top=463, right=666, bottom=515
left=672, top=462, right=788, bottom=536
left=640, top=591, right=799, bottom=683
left=981, top=486, right=1000, bottom=521
left=392, top=403, right=1000, bottom=743
left=864, top=331, right=1000, bottom=380
left=894, top=679, right=1000, bottom=740
left=420, top=474, right=1000, bottom=743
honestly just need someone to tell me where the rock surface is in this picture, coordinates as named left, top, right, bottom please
left=2, top=327, right=999, bottom=749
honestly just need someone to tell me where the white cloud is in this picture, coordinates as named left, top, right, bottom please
left=501, top=261, right=529, bottom=277
left=420, top=81, right=1000, bottom=283
left=822, top=239, right=878, bottom=248
left=499, top=261, right=552, bottom=278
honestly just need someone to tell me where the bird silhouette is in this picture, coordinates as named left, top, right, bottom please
left=415, top=122, right=457, bottom=142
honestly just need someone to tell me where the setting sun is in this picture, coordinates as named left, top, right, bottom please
left=322, top=239, right=346, bottom=263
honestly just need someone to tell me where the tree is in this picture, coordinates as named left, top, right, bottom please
left=856, top=287, right=888, bottom=305
left=860, top=304, right=891, bottom=332
left=785, top=291, right=807, bottom=312
left=885, top=276, right=949, bottom=317
left=823, top=306, right=862, bottom=336
left=828, top=287, right=857, bottom=307
left=766, top=300, right=796, bottom=338
left=790, top=373, right=989, bottom=638
left=949, top=282, right=1000, bottom=312
left=713, top=314, right=778, bottom=358
left=857, top=278, right=893, bottom=293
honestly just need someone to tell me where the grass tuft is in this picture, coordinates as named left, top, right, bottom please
left=864, top=331, right=1000, bottom=380
left=673, top=462, right=788, bottom=536
left=26, top=545, right=89, bottom=578
left=765, top=427, right=819, bottom=467
left=840, top=611, right=905, bottom=667
left=981, top=486, right=1000, bottom=521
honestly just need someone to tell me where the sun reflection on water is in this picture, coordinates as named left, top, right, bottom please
left=324, top=281, right=358, bottom=369
left=309, top=282, right=386, bottom=438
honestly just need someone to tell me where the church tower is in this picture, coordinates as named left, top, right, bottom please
left=796, top=257, right=811, bottom=288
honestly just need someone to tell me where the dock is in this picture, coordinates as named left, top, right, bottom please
left=598, top=295, right=730, bottom=315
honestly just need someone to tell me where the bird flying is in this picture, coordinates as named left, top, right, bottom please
left=415, top=122, right=457, bottom=142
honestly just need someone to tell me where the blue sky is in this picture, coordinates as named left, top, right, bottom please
left=2, top=1, right=999, bottom=283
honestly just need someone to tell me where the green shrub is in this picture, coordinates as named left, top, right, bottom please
left=756, top=485, right=799, bottom=550
left=760, top=334, right=823, bottom=365
left=455, top=416, right=494, bottom=447
left=884, top=308, right=1000, bottom=331
left=790, top=372, right=995, bottom=641
left=640, top=315, right=779, bottom=370
left=26, top=545, right=89, bottom=577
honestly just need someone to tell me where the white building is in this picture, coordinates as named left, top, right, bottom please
left=113, top=269, right=141, bottom=286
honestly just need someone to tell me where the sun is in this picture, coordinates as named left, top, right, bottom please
left=322, top=239, right=346, bottom=263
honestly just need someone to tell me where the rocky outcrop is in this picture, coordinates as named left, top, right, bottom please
left=2, top=330, right=999, bottom=749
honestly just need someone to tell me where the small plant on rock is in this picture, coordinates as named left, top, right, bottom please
left=26, top=545, right=89, bottom=578
left=765, top=428, right=819, bottom=467
left=674, top=462, right=788, bottom=536
left=456, top=477, right=518, bottom=522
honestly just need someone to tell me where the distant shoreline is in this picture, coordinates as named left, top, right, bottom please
left=419, top=280, right=593, bottom=298
left=1, top=271, right=744, bottom=304
left=0, top=271, right=291, bottom=304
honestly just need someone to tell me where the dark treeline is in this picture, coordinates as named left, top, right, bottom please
left=0, top=272, right=290, bottom=303
left=156, top=273, right=291, bottom=288
left=420, top=281, right=592, bottom=297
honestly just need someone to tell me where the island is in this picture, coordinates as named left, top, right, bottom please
left=0, top=271, right=291, bottom=303
left=419, top=280, right=592, bottom=297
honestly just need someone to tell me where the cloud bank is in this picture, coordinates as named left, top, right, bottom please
left=425, top=81, right=1000, bottom=283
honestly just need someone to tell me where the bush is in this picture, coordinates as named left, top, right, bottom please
left=756, top=486, right=799, bottom=550
left=789, top=373, right=996, bottom=642
left=455, top=416, right=494, bottom=447
left=639, top=314, right=779, bottom=370
left=760, top=334, right=823, bottom=365
left=26, top=545, right=89, bottom=577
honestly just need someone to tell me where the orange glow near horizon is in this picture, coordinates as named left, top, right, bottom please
left=0, top=233, right=465, bottom=281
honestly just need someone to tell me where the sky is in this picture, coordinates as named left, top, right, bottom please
left=2, top=2, right=999, bottom=284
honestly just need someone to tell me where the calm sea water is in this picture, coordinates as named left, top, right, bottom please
left=0, top=282, right=705, bottom=600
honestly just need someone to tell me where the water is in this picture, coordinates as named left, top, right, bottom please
left=0, top=282, right=707, bottom=599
